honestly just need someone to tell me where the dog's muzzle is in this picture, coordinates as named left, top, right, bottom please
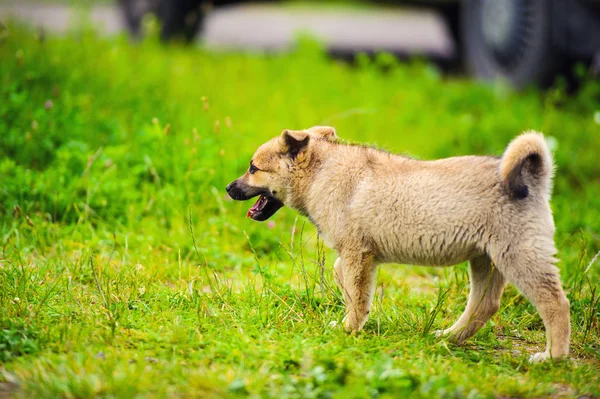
left=226, top=180, right=255, bottom=201
left=226, top=179, right=284, bottom=221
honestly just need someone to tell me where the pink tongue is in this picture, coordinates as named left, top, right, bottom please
left=247, top=195, right=265, bottom=218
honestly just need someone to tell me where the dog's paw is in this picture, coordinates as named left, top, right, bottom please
left=434, top=329, right=448, bottom=338
left=528, top=351, right=568, bottom=363
left=529, top=351, right=550, bottom=363
left=344, top=319, right=359, bottom=334
left=343, top=312, right=367, bottom=333
left=433, top=328, right=466, bottom=344
left=341, top=314, right=353, bottom=333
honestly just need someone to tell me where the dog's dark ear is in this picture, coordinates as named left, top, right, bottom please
left=308, top=126, right=337, bottom=141
left=281, top=129, right=310, bottom=159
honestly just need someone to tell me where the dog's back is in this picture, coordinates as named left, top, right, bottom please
left=307, top=141, right=548, bottom=265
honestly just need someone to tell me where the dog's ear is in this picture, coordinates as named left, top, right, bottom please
left=280, top=129, right=310, bottom=160
left=308, top=126, right=337, bottom=141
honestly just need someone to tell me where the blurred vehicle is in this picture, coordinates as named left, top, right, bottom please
left=118, top=0, right=600, bottom=88
left=430, top=0, right=600, bottom=87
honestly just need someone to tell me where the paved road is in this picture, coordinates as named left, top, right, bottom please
left=0, top=2, right=454, bottom=59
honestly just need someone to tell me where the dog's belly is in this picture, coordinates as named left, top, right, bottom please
left=369, top=217, right=488, bottom=265
left=361, top=206, right=488, bottom=266
left=377, top=235, right=483, bottom=266
left=349, top=171, right=494, bottom=266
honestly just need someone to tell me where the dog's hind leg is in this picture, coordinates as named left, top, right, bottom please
left=493, top=245, right=570, bottom=362
left=340, top=252, right=378, bottom=333
left=438, top=255, right=506, bottom=343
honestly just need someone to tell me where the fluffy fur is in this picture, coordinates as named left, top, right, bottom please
left=226, top=127, right=570, bottom=362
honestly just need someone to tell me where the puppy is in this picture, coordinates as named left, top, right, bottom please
left=226, top=126, right=570, bottom=362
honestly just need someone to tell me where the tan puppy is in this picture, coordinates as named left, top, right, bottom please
left=226, top=126, right=570, bottom=362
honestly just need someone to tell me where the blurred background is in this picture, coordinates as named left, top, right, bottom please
left=1, top=0, right=600, bottom=88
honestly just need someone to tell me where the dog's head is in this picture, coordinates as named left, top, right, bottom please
left=226, top=126, right=337, bottom=221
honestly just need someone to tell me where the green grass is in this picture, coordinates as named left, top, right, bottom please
left=1, top=22, right=599, bottom=398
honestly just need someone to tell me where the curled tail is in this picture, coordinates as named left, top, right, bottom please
left=499, top=131, right=554, bottom=200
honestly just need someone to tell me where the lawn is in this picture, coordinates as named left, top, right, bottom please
left=0, top=21, right=599, bottom=398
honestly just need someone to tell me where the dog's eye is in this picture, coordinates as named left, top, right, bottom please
left=249, top=162, right=259, bottom=174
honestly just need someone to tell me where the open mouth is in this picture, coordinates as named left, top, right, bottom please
left=246, top=194, right=284, bottom=221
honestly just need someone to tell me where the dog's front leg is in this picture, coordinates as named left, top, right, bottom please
left=333, top=257, right=345, bottom=293
left=339, top=252, right=378, bottom=333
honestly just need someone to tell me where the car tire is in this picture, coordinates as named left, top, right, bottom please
left=461, top=0, right=565, bottom=88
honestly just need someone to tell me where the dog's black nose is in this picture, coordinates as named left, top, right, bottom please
left=226, top=181, right=236, bottom=193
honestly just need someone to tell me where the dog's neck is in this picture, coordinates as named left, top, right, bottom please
left=287, top=144, right=327, bottom=217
